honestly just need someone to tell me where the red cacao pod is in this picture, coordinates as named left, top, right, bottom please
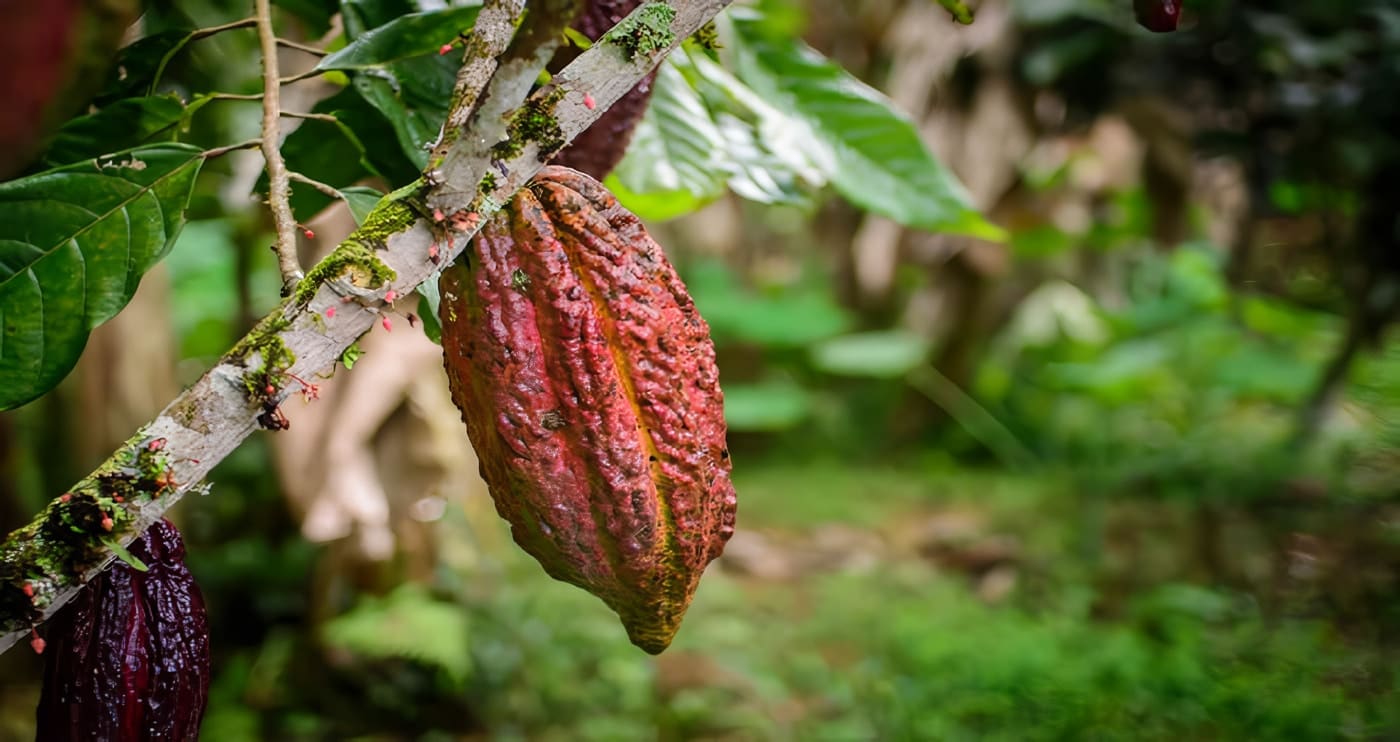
left=36, top=518, right=211, bottom=741
left=550, top=0, right=657, bottom=179
left=439, top=166, right=737, bottom=653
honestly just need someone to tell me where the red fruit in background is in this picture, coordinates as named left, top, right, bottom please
left=0, top=0, right=141, bottom=179
left=1135, top=0, right=1182, bottom=33
left=36, top=519, right=211, bottom=741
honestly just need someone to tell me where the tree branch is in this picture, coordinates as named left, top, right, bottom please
left=255, top=0, right=304, bottom=295
left=0, top=0, right=731, bottom=656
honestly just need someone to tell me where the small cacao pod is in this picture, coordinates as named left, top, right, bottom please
left=36, top=518, right=211, bottom=741
left=550, top=0, right=657, bottom=179
left=439, top=166, right=737, bottom=653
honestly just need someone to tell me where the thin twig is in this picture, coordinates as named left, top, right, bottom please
left=255, top=0, right=303, bottom=295
left=281, top=111, right=339, bottom=122
left=289, top=172, right=344, bottom=200
left=276, top=37, right=327, bottom=56
left=206, top=92, right=264, bottom=102
left=202, top=138, right=262, bottom=159
left=279, top=69, right=325, bottom=86
left=189, top=17, right=258, bottom=40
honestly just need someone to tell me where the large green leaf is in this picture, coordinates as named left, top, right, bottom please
left=610, top=48, right=828, bottom=221
left=608, top=60, right=728, bottom=221
left=729, top=19, right=1004, bottom=240
left=335, top=0, right=461, bottom=170
left=679, top=50, right=828, bottom=202
left=317, top=4, right=482, bottom=71
left=0, top=144, right=204, bottom=409
left=44, top=95, right=200, bottom=167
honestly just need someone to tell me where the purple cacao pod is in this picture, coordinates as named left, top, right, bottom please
left=36, top=518, right=211, bottom=742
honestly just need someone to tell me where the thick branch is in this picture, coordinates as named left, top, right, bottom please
left=0, top=0, right=731, bottom=656
left=255, top=0, right=304, bottom=294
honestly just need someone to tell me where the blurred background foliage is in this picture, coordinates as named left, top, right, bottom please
left=1, top=0, right=1398, bottom=739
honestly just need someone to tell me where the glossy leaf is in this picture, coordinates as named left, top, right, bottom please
left=415, top=279, right=442, bottom=344
left=273, top=89, right=381, bottom=218
left=730, top=20, right=1004, bottom=240
left=609, top=60, right=728, bottom=221
left=679, top=50, right=827, bottom=204
left=44, top=95, right=198, bottom=166
left=0, top=144, right=204, bottom=409
left=342, top=186, right=386, bottom=225
left=317, top=5, right=482, bottom=71
left=610, top=49, right=826, bottom=220
left=352, top=67, right=448, bottom=170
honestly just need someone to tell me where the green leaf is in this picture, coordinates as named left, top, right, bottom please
left=341, top=186, right=385, bottom=225
left=274, top=89, right=383, bottom=218
left=730, top=20, right=1003, bottom=240
left=0, top=144, right=204, bottom=409
left=96, top=30, right=190, bottom=104
left=322, top=584, right=471, bottom=683
left=722, top=379, right=813, bottom=432
left=317, top=5, right=482, bottom=71
left=313, top=87, right=423, bottom=187
left=274, top=0, right=341, bottom=37
left=610, top=50, right=826, bottom=220
left=352, top=69, right=447, bottom=170
left=44, top=95, right=197, bottom=166
left=679, top=50, right=827, bottom=200
left=340, top=343, right=363, bottom=369
left=610, top=60, right=728, bottom=220
left=416, top=286, right=442, bottom=344
left=332, top=0, right=462, bottom=168
left=810, top=330, right=931, bottom=379
left=685, top=261, right=851, bottom=347
left=104, top=538, right=149, bottom=572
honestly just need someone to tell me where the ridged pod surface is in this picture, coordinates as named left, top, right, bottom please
left=439, top=166, right=736, bottom=653
left=36, top=519, right=210, bottom=741
left=550, top=0, right=657, bottom=179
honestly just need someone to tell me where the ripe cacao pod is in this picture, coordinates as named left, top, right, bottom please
left=36, top=518, right=211, bottom=741
left=550, top=0, right=657, bottom=179
left=439, top=166, right=737, bottom=653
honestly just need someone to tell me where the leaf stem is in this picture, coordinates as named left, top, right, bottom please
left=201, top=139, right=261, bottom=159
left=289, top=172, right=344, bottom=200
left=276, top=37, right=327, bottom=56
left=281, top=111, right=339, bottom=122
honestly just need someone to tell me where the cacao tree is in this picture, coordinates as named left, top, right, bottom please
left=0, top=0, right=1009, bottom=732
